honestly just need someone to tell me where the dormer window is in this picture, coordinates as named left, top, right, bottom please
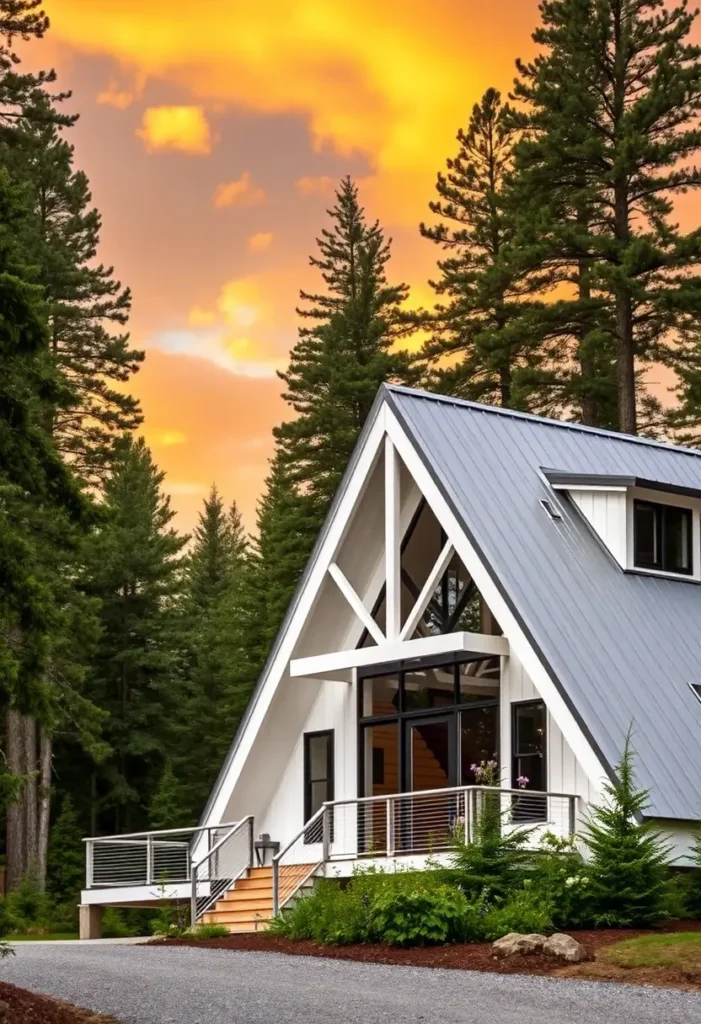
left=633, top=500, right=692, bottom=576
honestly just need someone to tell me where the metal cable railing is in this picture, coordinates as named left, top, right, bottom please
left=190, top=815, right=254, bottom=925
left=272, top=785, right=578, bottom=915
left=272, top=807, right=325, bottom=915
left=84, top=823, right=240, bottom=890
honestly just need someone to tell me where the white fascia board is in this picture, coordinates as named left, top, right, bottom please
left=551, top=484, right=627, bottom=493
left=203, top=408, right=391, bottom=828
left=80, top=882, right=196, bottom=906
left=290, top=631, right=509, bottom=681
left=385, top=407, right=609, bottom=792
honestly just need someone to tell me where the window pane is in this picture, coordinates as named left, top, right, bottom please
left=362, top=675, right=399, bottom=717
left=457, top=660, right=500, bottom=703
left=513, top=702, right=546, bottom=757
left=363, top=724, right=398, bottom=798
left=403, top=666, right=455, bottom=711
left=663, top=505, right=692, bottom=574
left=460, top=706, right=499, bottom=784
left=308, top=735, right=329, bottom=781
left=634, top=502, right=659, bottom=568
left=309, top=780, right=329, bottom=816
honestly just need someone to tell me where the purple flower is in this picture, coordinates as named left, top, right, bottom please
left=516, top=775, right=529, bottom=789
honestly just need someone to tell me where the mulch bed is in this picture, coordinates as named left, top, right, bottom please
left=157, top=920, right=701, bottom=990
left=0, top=982, right=121, bottom=1024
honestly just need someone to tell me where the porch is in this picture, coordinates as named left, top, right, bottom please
left=81, top=782, right=579, bottom=936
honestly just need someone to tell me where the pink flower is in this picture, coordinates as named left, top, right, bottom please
left=516, top=775, right=529, bottom=789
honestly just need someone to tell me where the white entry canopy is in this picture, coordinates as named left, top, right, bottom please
left=289, top=631, right=508, bottom=682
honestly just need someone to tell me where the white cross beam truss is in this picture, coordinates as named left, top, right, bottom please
left=290, top=434, right=508, bottom=681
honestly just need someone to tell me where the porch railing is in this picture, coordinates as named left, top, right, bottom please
left=190, top=815, right=254, bottom=925
left=83, top=823, right=240, bottom=890
left=272, top=785, right=578, bottom=915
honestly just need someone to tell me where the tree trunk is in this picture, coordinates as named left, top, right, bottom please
left=576, top=259, right=598, bottom=427
left=36, top=729, right=52, bottom=891
left=5, top=708, right=25, bottom=891
left=23, top=715, right=38, bottom=882
left=615, top=288, right=636, bottom=434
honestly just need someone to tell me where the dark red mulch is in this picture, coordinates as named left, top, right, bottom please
left=155, top=920, right=701, bottom=986
left=0, top=982, right=120, bottom=1024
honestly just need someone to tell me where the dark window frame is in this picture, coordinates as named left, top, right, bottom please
left=511, top=700, right=547, bottom=822
left=303, top=730, right=334, bottom=832
left=357, top=656, right=499, bottom=802
left=633, top=499, right=693, bottom=576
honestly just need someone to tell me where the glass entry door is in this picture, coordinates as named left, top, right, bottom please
left=400, top=716, right=455, bottom=852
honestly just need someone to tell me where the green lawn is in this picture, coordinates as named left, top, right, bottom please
left=600, top=932, right=701, bottom=970
left=10, top=932, right=79, bottom=942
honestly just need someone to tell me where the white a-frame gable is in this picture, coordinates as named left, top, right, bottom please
left=202, top=397, right=608, bottom=831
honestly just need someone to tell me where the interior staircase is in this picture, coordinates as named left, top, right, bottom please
left=200, top=864, right=317, bottom=933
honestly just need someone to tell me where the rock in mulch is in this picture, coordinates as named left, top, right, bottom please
left=492, top=932, right=586, bottom=963
left=543, top=933, right=587, bottom=963
left=492, top=933, right=547, bottom=957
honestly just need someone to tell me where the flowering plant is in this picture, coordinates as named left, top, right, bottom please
left=516, top=775, right=529, bottom=789
left=470, top=759, right=499, bottom=786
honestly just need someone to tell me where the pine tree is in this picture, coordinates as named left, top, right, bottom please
left=276, top=176, right=416, bottom=512
left=46, top=793, right=83, bottom=903
left=169, top=488, right=251, bottom=822
left=512, top=0, right=701, bottom=435
left=150, top=762, right=180, bottom=831
left=420, top=88, right=551, bottom=411
left=583, top=731, right=671, bottom=927
left=3, top=89, right=142, bottom=482
left=80, top=436, right=187, bottom=835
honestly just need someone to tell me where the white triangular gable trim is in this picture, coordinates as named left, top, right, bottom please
left=203, top=399, right=608, bottom=827
left=384, top=405, right=608, bottom=793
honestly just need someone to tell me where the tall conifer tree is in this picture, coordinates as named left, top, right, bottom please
left=512, top=0, right=701, bottom=435
left=420, top=88, right=549, bottom=410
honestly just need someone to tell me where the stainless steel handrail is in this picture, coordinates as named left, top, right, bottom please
left=272, top=806, right=325, bottom=916
left=190, top=815, right=254, bottom=925
left=272, top=784, right=579, bottom=916
left=82, top=823, right=240, bottom=843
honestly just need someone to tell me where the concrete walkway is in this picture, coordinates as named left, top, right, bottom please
left=1, top=942, right=701, bottom=1024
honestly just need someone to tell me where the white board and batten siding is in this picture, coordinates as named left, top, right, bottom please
left=567, top=489, right=627, bottom=568
left=501, top=651, right=597, bottom=808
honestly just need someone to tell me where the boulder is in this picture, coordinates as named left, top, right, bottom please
left=492, top=932, right=547, bottom=957
left=542, top=933, right=587, bottom=963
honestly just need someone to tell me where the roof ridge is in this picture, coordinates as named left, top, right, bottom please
left=382, top=384, right=701, bottom=461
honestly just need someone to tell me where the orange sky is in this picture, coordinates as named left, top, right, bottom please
left=32, top=1, right=697, bottom=531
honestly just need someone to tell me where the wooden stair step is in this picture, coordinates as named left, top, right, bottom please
left=214, top=898, right=273, bottom=913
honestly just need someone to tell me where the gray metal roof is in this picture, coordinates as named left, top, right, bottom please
left=385, top=385, right=701, bottom=822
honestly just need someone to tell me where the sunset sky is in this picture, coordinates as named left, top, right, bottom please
left=29, top=1, right=693, bottom=532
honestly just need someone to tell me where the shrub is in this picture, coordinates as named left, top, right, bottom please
left=187, top=923, right=231, bottom=940
left=448, top=783, right=534, bottom=901
left=3, top=877, right=53, bottom=933
left=102, top=908, right=135, bottom=939
left=529, top=832, right=588, bottom=928
left=270, top=876, right=372, bottom=945
left=581, top=731, right=672, bottom=928
left=481, top=885, right=554, bottom=940
left=369, top=883, right=476, bottom=947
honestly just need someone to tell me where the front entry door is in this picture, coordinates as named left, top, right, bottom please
left=400, top=716, right=456, bottom=852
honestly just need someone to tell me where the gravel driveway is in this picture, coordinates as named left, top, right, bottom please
left=2, top=943, right=701, bottom=1024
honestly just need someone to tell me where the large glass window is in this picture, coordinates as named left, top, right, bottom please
left=359, top=657, right=499, bottom=801
left=633, top=500, right=693, bottom=575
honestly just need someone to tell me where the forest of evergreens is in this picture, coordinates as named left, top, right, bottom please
left=4, top=0, right=701, bottom=927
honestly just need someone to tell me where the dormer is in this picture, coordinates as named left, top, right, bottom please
left=543, top=470, right=701, bottom=582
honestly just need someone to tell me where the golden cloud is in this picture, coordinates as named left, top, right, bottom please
left=188, top=306, right=217, bottom=327
left=48, top=0, right=515, bottom=225
left=213, top=171, right=266, bottom=209
left=137, top=105, right=213, bottom=154
left=248, top=231, right=273, bottom=252
left=296, top=175, right=335, bottom=196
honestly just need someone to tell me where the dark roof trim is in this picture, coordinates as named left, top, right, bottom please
left=384, top=384, right=701, bottom=461
left=384, top=388, right=618, bottom=792
left=543, top=468, right=701, bottom=501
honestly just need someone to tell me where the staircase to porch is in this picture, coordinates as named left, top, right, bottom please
left=201, top=864, right=318, bottom=933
